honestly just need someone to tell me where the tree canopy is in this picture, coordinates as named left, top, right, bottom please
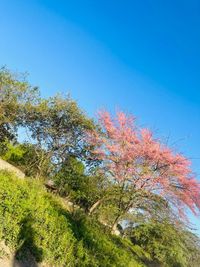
left=86, top=111, right=200, bottom=229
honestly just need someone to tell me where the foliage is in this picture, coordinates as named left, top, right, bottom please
left=24, top=94, right=95, bottom=167
left=54, top=155, right=85, bottom=196
left=0, top=68, right=96, bottom=178
left=181, top=230, right=200, bottom=266
left=128, top=221, right=200, bottom=267
left=0, top=170, right=146, bottom=266
left=0, top=141, right=52, bottom=178
left=0, top=140, right=26, bottom=163
left=54, top=156, right=109, bottom=212
left=0, top=67, right=39, bottom=143
left=86, top=111, right=200, bottom=228
left=0, top=171, right=76, bottom=266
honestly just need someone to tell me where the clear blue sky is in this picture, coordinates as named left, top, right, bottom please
left=0, top=0, right=199, bottom=233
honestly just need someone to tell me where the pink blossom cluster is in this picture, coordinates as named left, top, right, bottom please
left=87, top=110, right=200, bottom=218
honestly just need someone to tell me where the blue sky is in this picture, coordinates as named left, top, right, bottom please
left=0, top=0, right=199, bottom=233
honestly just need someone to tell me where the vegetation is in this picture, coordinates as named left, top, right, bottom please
left=86, top=111, right=200, bottom=230
left=0, top=171, right=146, bottom=267
left=0, top=67, right=200, bottom=266
left=127, top=221, right=200, bottom=267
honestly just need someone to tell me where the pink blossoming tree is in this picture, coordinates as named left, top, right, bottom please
left=87, top=110, right=200, bottom=230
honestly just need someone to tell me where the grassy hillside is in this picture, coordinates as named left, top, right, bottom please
left=0, top=170, right=148, bottom=267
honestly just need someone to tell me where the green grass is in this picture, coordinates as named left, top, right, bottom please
left=0, top=170, right=146, bottom=266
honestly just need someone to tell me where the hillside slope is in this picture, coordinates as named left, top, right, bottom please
left=0, top=171, right=149, bottom=267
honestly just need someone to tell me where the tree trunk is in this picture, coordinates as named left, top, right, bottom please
left=111, top=215, right=121, bottom=235
left=88, top=199, right=103, bottom=215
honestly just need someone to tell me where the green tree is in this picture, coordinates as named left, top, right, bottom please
left=0, top=67, right=96, bottom=179
left=24, top=94, right=95, bottom=166
left=128, top=221, right=200, bottom=267
left=0, top=67, right=39, bottom=143
left=54, top=156, right=107, bottom=212
left=0, top=141, right=51, bottom=178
